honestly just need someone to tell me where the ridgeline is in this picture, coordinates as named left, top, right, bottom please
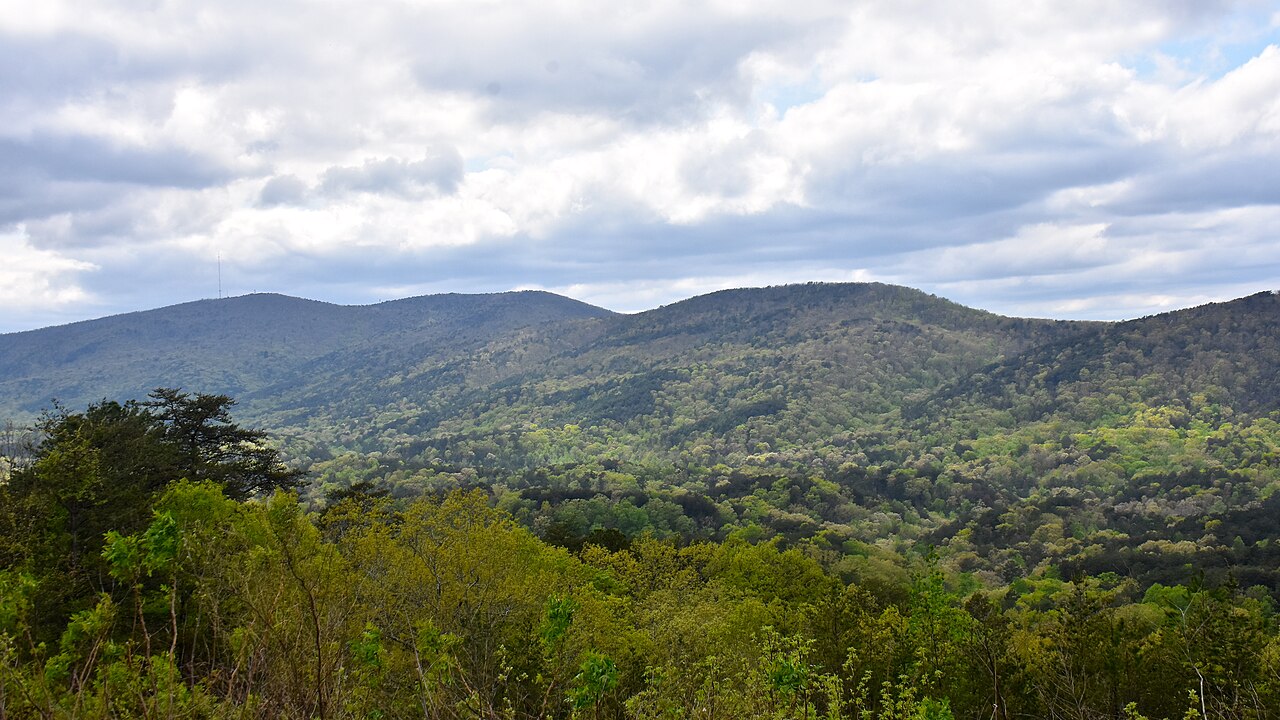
left=3, top=283, right=1279, bottom=718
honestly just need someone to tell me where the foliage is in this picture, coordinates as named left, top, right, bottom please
left=0, top=389, right=301, bottom=643
left=2, top=284, right=1280, bottom=717
left=0, top=476, right=1275, bottom=718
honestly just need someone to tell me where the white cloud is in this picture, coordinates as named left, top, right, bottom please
left=2, top=0, right=1279, bottom=329
left=1109, top=44, right=1280, bottom=149
left=906, top=204, right=1280, bottom=319
left=905, top=223, right=1119, bottom=283
left=0, top=226, right=97, bottom=309
left=318, top=149, right=464, bottom=198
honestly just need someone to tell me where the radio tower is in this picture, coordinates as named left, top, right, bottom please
left=217, top=253, right=222, bottom=299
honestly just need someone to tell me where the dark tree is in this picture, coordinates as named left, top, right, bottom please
left=143, top=388, right=304, bottom=499
left=1, top=389, right=303, bottom=636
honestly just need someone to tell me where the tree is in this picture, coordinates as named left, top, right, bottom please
left=2, top=390, right=302, bottom=637
left=4, top=399, right=172, bottom=629
left=144, top=388, right=304, bottom=499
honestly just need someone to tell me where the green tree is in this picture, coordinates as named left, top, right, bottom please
left=144, top=388, right=304, bottom=499
left=2, top=390, right=302, bottom=640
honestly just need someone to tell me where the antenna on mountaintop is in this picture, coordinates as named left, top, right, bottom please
left=217, top=253, right=222, bottom=299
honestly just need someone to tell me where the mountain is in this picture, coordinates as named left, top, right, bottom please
left=4, top=282, right=1280, bottom=593
left=912, top=289, right=1280, bottom=428
left=0, top=290, right=613, bottom=420
left=3, top=282, right=1089, bottom=442
left=295, top=282, right=1089, bottom=467
left=10, top=284, right=1280, bottom=466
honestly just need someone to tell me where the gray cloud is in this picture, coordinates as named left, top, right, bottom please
left=1110, top=151, right=1280, bottom=215
left=258, top=175, right=308, bottom=207
left=318, top=150, right=464, bottom=198
left=405, top=6, right=826, bottom=125
left=1, top=1, right=1279, bottom=331
left=0, top=176, right=120, bottom=226
left=0, top=133, right=231, bottom=188
left=0, top=32, right=122, bottom=101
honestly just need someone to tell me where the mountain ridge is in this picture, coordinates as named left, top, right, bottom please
left=3, top=283, right=1276, bottom=450
left=5, top=281, right=1280, bottom=594
left=13, top=282, right=1262, bottom=342
left=0, top=289, right=613, bottom=419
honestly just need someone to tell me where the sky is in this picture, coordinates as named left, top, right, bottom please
left=2, top=0, right=1280, bottom=332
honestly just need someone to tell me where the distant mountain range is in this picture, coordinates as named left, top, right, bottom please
left=0, top=290, right=610, bottom=421
left=4, top=285, right=1278, bottom=467
left=9, top=282, right=1280, bottom=590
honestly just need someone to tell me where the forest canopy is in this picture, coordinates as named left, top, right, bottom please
left=1, top=391, right=1279, bottom=719
left=2, top=287, right=1279, bottom=718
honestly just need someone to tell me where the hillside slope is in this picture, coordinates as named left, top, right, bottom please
left=249, top=283, right=1088, bottom=467
left=0, top=291, right=612, bottom=419
left=5, top=283, right=1280, bottom=593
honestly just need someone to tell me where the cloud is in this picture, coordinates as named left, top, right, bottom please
left=899, top=206, right=1280, bottom=320
left=0, top=132, right=231, bottom=188
left=403, top=3, right=827, bottom=126
left=903, top=223, right=1120, bottom=283
left=258, top=175, right=308, bottom=207
left=1, top=1, right=1279, bottom=331
left=319, top=149, right=464, bottom=198
left=0, top=226, right=97, bottom=318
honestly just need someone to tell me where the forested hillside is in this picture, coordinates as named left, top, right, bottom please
left=273, top=283, right=1087, bottom=467
left=0, top=290, right=612, bottom=420
left=3, top=284, right=1280, bottom=718
left=238, top=286, right=1280, bottom=601
left=2, top=436, right=1278, bottom=719
left=4, top=285, right=1280, bottom=598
